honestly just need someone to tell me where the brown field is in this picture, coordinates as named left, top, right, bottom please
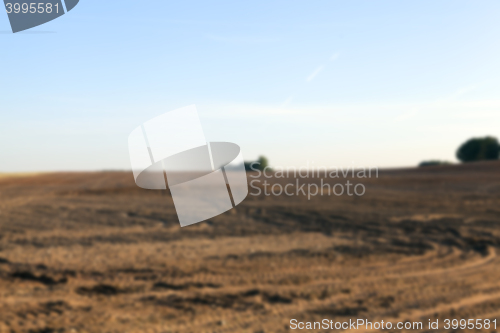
left=0, top=162, right=500, bottom=333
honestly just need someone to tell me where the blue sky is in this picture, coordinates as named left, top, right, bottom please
left=1, top=1, right=499, bottom=171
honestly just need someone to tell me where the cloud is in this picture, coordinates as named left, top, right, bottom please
left=450, top=85, right=477, bottom=99
left=280, top=96, right=294, bottom=108
left=305, top=52, right=339, bottom=83
left=202, top=97, right=500, bottom=128
left=457, top=110, right=500, bottom=119
left=330, top=52, right=340, bottom=61
left=205, top=34, right=278, bottom=44
left=306, top=65, right=325, bottom=83
left=394, top=109, right=418, bottom=122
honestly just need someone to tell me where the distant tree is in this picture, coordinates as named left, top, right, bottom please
left=456, top=136, right=500, bottom=163
left=419, top=160, right=452, bottom=167
left=257, top=156, right=269, bottom=170
left=244, top=156, right=269, bottom=171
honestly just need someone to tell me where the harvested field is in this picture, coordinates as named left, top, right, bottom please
left=0, top=162, right=499, bottom=332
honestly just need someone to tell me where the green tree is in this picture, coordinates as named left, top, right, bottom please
left=256, top=156, right=269, bottom=170
left=244, top=156, right=269, bottom=171
left=456, top=136, right=500, bottom=163
left=419, top=160, right=451, bottom=167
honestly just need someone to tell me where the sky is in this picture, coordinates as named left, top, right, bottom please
left=1, top=0, right=499, bottom=172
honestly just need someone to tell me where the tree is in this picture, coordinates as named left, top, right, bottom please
left=244, top=156, right=269, bottom=171
left=419, top=160, right=451, bottom=167
left=456, top=136, right=500, bottom=163
left=257, top=156, right=269, bottom=170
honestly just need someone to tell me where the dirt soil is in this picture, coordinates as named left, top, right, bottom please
left=0, top=162, right=499, bottom=333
